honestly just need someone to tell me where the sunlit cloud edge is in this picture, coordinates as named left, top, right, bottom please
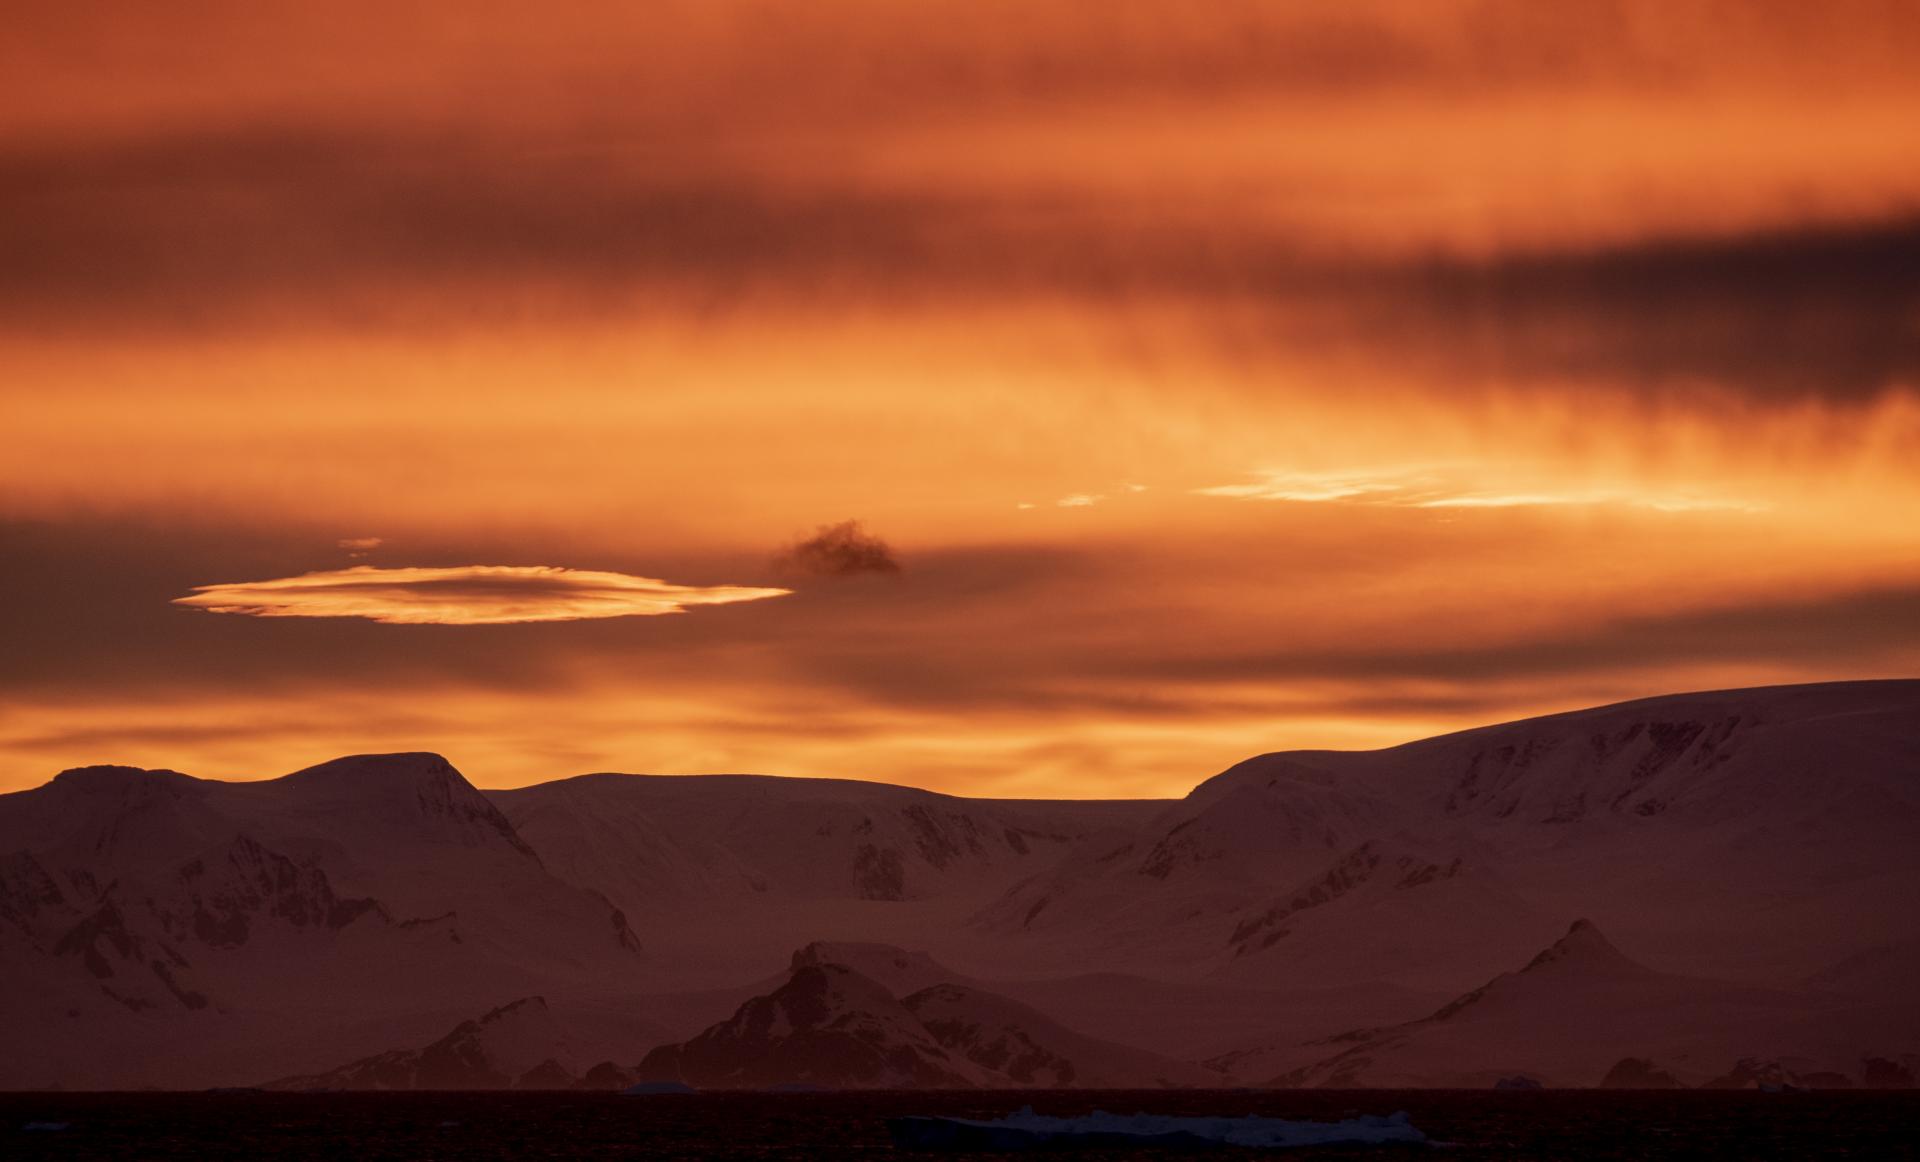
left=1193, top=467, right=1770, bottom=515
left=172, top=565, right=792, bottom=626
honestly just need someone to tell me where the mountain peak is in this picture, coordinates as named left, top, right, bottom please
left=791, top=940, right=936, bottom=971
left=50, top=765, right=196, bottom=791
left=637, top=960, right=985, bottom=1088
left=284, top=753, right=465, bottom=784
left=781, top=962, right=903, bottom=1020
left=270, top=995, right=575, bottom=1090
left=1522, top=918, right=1639, bottom=974
left=476, top=996, right=549, bottom=1024
left=786, top=941, right=970, bottom=997
left=275, top=753, right=540, bottom=860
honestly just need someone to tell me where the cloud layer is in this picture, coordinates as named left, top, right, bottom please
left=3, top=4, right=1918, bottom=796
left=173, top=566, right=790, bottom=625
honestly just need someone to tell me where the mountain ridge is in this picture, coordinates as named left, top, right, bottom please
left=3, top=679, right=1915, bottom=1089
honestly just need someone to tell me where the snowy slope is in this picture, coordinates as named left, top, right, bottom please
left=5, top=679, right=1916, bottom=1089
left=0, top=754, right=643, bottom=1089
left=784, top=940, right=982, bottom=995
left=637, top=962, right=992, bottom=1089
left=971, top=680, right=1920, bottom=990
left=490, top=771, right=1161, bottom=985
left=636, top=953, right=1215, bottom=1089
left=1265, top=920, right=1919, bottom=1088
left=270, top=997, right=586, bottom=1090
left=726, top=940, right=1445, bottom=1069
left=901, top=982, right=1217, bottom=1087
left=493, top=773, right=1156, bottom=911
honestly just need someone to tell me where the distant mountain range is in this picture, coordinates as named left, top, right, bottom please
left=3, top=680, right=1916, bottom=1089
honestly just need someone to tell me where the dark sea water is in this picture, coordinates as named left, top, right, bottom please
left=4, top=1090, right=1916, bottom=1161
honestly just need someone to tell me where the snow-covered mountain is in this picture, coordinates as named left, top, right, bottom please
left=636, top=953, right=1213, bottom=1089
left=490, top=772, right=1159, bottom=983
left=494, top=773, right=1156, bottom=912
left=637, top=962, right=990, bottom=1089
left=4, top=679, right=1916, bottom=1088
left=783, top=940, right=982, bottom=996
left=1263, top=920, right=1919, bottom=1089
left=0, top=754, right=644, bottom=1088
left=901, top=981, right=1217, bottom=1087
left=270, top=997, right=586, bottom=1090
left=972, top=680, right=1920, bottom=991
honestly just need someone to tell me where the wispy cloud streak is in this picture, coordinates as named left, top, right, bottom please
left=1195, top=467, right=1768, bottom=514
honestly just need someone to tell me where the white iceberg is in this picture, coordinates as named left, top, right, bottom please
left=887, top=1106, right=1426, bottom=1150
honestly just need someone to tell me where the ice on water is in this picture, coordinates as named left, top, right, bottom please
left=932, top=1106, right=1425, bottom=1148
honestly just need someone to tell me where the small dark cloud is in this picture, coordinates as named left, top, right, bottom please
left=773, top=520, right=902, bottom=579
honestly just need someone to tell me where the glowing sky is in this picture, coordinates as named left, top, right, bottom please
left=2, top=1, right=1917, bottom=796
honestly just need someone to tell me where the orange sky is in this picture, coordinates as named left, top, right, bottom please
left=2, top=1, right=1917, bottom=797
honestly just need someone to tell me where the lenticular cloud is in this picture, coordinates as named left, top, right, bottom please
left=173, top=565, right=791, bottom=626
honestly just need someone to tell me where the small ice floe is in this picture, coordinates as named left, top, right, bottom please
left=886, top=1107, right=1427, bottom=1151
left=620, top=1081, right=696, bottom=1096
left=22, top=1122, right=71, bottom=1132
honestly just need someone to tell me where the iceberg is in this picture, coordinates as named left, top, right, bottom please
left=887, top=1106, right=1426, bottom=1151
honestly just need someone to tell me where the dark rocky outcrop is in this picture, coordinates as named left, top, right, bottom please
left=637, top=964, right=980, bottom=1089
left=1599, top=1057, right=1685, bottom=1089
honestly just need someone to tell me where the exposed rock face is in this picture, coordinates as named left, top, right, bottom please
left=1227, top=840, right=1464, bottom=958
left=907, top=985, right=1083, bottom=1086
left=573, top=1061, right=641, bottom=1091
left=0, top=753, right=648, bottom=1088
left=7, top=872, right=214, bottom=1015
left=638, top=953, right=1214, bottom=1090
left=902, top=983, right=1214, bottom=1088
left=973, top=681, right=1920, bottom=1000
left=638, top=964, right=984, bottom=1089
left=0, top=851, right=65, bottom=934
left=1700, top=1058, right=1807, bottom=1090
left=788, top=941, right=973, bottom=996
left=271, top=997, right=580, bottom=1090
left=1272, top=920, right=1769, bottom=1089
left=174, top=834, right=385, bottom=948
left=4, top=680, right=1918, bottom=1092
left=5, top=827, right=395, bottom=1017
left=515, top=1059, right=577, bottom=1090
